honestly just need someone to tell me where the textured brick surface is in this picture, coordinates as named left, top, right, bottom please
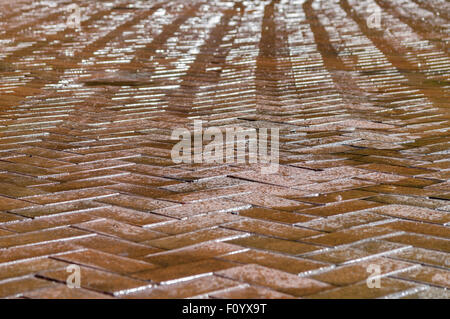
left=0, top=0, right=449, bottom=298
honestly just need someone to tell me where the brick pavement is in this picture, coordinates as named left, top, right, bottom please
left=0, top=0, right=449, bottom=298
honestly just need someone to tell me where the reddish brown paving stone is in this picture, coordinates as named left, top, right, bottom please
left=144, top=228, right=248, bottom=250
left=349, top=240, right=410, bottom=256
left=222, top=218, right=321, bottom=240
left=123, top=275, right=241, bottom=299
left=384, top=234, right=450, bottom=253
left=23, top=284, right=113, bottom=299
left=393, top=266, right=450, bottom=289
left=215, top=264, right=332, bottom=297
left=356, top=163, right=435, bottom=177
left=371, top=205, right=450, bottom=225
left=88, top=206, right=174, bottom=227
left=52, top=249, right=157, bottom=275
left=8, top=201, right=106, bottom=218
left=22, top=188, right=118, bottom=205
left=131, top=259, right=239, bottom=283
left=161, top=176, right=249, bottom=192
left=38, top=180, right=116, bottom=193
left=74, top=219, right=166, bottom=243
left=96, top=194, right=177, bottom=212
left=161, top=186, right=252, bottom=203
left=295, top=189, right=378, bottom=204
left=366, top=194, right=449, bottom=210
left=140, top=242, right=245, bottom=267
left=0, top=258, right=68, bottom=281
left=0, top=277, right=56, bottom=298
left=298, top=200, right=385, bottom=217
left=209, top=285, right=296, bottom=299
left=310, top=257, right=417, bottom=286
left=226, top=235, right=322, bottom=255
left=0, top=196, right=32, bottom=211
left=0, top=227, right=94, bottom=249
left=148, top=212, right=242, bottom=235
left=2, top=212, right=98, bottom=233
left=400, top=287, right=450, bottom=299
left=151, top=199, right=251, bottom=218
left=305, top=278, right=421, bottom=299
left=296, top=211, right=388, bottom=232
left=390, top=247, right=450, bottom=269
left=238, top=207, right=316, bottom=224
left=0, top=182, right=46, bottom=198
left=219, top=249, right=330, bottom=275
left=0, top=241, right=80, bottom=264
left=38, top=266, right=152, bottom=296
left=301, top=226, right=396, bottom=247
left=69, top=235, right=163, bottom=258
left=294, top=178, right=376, bottom=195
left=374, top=220, right=450, bottom=239
left=0, top=229, right=14, bottom=236
left=229, top=193, right=310, bottom=211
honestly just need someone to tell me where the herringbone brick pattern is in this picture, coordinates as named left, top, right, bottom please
left=0, top=0, right=449, bottom=298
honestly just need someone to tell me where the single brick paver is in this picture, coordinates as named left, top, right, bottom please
left=0, top=0, right=448, bottom=298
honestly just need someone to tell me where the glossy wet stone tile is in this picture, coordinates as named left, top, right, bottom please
left=147, top=212, right=242, bottom=235
left=371, top=205, right=450, bottom=224
left=23, top=284, right=113, bottom=299
left=0, top=258, right=68, bottom=282
left=298, top=200, right=385, bottom=217
left=401, top=287, right=450, bottom=299
left=75, top=219, right=166, bottom=243
left=219, top=249, right=330, bottom=275
left=222, top=219, right=321, bottom=240
left=216, top=264, right=331, bottom=297
left=53, top=249, right=157, bottom=275
left=0, top=227, right=93, bottom=249
left=376, top=220, right=450, bottom=239
left=2, top=212, right=98, bottom=233
left=394, top=266, right=450, bottom=288
left=391, top=247, right=450, bottom=269
left=0, top=277, right=55, bottom=298
left=88, top=206, right=174, bottom=227
left=124, top=275, right=240, bottom=299
left=70, top=235, right=162, bottom=258
left=302, top=226, right=395, bottom=247
left=144, top=227, right=248, bottom=250
left=132, top=258, right=239, bottom=284
left=151, top=199, right=251, bottom=218
left=8, top=201, right=106, bottom=218
left=0, top=196, right=32, bottom=211
left=140, top=242, right=244, bottom=267
left=38, top=266, right=152, bottom=296
left=306, top=278, right=420, bottom=299
left=296, top=190, right=377, bottom=204
left=311, top=257, right=416, bottom=286
left=384, top=233, right=450, bottom=253
left=296, top=211, right=387, bottom=232
left=238, top=207, right=316, bottom=224
left=226, top=235, right=322, bottom=255
left=209, top=285, right=296, bottom=299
